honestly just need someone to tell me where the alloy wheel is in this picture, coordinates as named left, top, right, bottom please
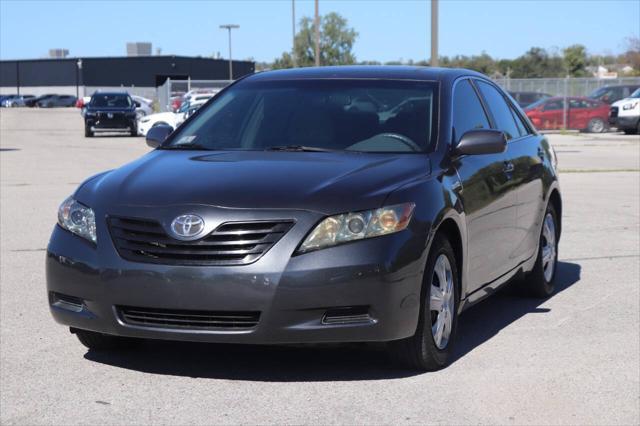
left=430, top=254, right=454, bottom=350
left=541, top=213, right=557, bottom=282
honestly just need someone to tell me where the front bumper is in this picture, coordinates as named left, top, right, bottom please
left=46, top=206, right=425, bottom=345
left=609, top=115, right=639, bottom=130
left=86, top=116, right=136, bottom=132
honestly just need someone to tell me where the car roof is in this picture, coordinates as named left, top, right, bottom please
left=246, top=65, right=487, bottom=84
left=92, top=92, right=130, bottom=97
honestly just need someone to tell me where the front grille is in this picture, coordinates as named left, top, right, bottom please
left=610, top=106, right=619, bottom=118
left=119, top=306, right=260, bottom=330
left=108, top=217, right=293, bottom=266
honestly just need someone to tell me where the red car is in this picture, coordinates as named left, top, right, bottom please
left=525, top=96, right=609, bottom=133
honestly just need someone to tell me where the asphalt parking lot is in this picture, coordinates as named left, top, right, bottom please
left=1, top=108, right=639, bottom=425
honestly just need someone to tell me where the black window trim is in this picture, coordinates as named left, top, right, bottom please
left=469, top=77, right=535, bottom=142
left=449, top=76, right=493, bottom=147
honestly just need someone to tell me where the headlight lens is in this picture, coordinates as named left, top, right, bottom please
left=623, top=102, right=638, bottom=110
left=57, top=197, right=97, bottom=243
left=298, top=202, right=415, bottom=253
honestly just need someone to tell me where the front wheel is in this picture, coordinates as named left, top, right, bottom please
left=520, top=204, right=559, bottom=298
left=84, top=124, right=93, bottom=137
left=587, top=118, right=605, bottom=133
left=388, top=235, right=459, bottom=371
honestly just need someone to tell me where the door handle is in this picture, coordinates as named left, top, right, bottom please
left=503, top=161, right=515, bottom=174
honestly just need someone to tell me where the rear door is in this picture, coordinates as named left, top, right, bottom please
left=476, top=81, right=546, bottom=266
left=451, top=79, right=514, bottom=293
left=538, top=99, right=564, bottom=129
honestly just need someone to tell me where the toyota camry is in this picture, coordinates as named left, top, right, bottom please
left=47, top=66, right=562, bottom=370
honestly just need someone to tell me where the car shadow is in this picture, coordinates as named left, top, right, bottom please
left=84, top=261, right=581, bottom=381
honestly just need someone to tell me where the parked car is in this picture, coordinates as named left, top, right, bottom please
left=36, top=95, right=77, bottom=108
left=83, top=92, right=138, bottom=137
left=508, top=91, right=552, bottom=108
left=609, top=88, right=640, bottom=134
left=588, top=85, right=640, bottom=105
left=169, top=91, right=185, bottom=112
left=132, top=95, right=154, bottom=118
left=76, top=96, right=91, bottom=109
left=48, top=66, right=562, bottom=371
left=137, top=95, right=212, bottom=136
left=524, top=96, right=609, bottom=132
left=1, top=94, right=35, bottom=107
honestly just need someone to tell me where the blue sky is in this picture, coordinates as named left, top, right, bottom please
left=1, top=0, right=638, bottom=62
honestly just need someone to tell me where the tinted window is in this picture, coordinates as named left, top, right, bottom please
left=452, top=79, right=490, bottom=144
left=510, top=106, right=528, bottom=137
left=476, top=81, right=521, bottom=140
left=170, top=79, right=438, bottom=153
left=544, top=99, right=564, bottom=111
left=91, top=94, right=132, bottom=108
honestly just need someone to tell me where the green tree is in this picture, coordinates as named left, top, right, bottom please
left=563, top=44, right=588, bottom=76
left=510, top=47, right=564, bottom=78
left=273, top=12, right=358, bottom=68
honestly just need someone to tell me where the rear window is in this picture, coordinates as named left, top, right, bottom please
left=91, top=94, right=132, bottom=108
left=168, top=79, right=439, bottom=153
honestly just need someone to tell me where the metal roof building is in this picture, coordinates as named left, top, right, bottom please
left=0, top=55, right=255, bottom=97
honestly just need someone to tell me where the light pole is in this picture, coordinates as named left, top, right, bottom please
left=314, top=0, right=320, bottom=66
left=219, top=24, right=239, bottom=80
left=292, top=0, right=297, bottom=67
left=76, top=58, right=83, bottom=98
left=430, top=0, right=438, bottom=67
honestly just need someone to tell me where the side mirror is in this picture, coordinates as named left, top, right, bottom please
left=455, top=129, right=507, bottom=156
left=146, top=125, right=173, bottom=148
left=134, top=101, right=141, bottom=108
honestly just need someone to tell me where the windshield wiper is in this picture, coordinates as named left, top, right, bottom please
left=159, top=143, right=212, bottom=150
left=265, top=145, right=336, bottom=152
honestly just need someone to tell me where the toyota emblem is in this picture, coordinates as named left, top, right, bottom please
left=171, top=214, right=205, bottom=240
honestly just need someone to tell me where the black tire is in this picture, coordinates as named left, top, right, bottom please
left=73, top=328, right=138, bottom=351
left=388, top=234, right=459, bottom=371
left=84, top=125, right=93, bottom=137
left=520, top=203, right=559, bottom=298
left=623, top=129, right=636, bottom=135
left=586, top=118, right=605, bottom=133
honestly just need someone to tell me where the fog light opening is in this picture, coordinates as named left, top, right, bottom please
left=322, top=306, right=372, bottom=325
left=51, top=292, right=85, bottom=313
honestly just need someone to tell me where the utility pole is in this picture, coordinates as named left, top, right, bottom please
left=292, top=0, right=297, bottom=67
left=314, top=0, right=320, bottom=67
left=430, top=0, right=439, bottom=67
left=219, top=24, right=239, bottom=80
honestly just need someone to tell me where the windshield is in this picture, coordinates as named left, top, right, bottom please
left=524, top=98, right=548, bottom=110
left=166, top=79, right=438, bottom=153
left=630, top=88, right=640, bottom=98
left=91, top=94, right=132, bottom=108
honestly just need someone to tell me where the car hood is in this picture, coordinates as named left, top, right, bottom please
left=142, top=112, right=178, bottom=122
left=76, top=150, right=431, bottom=215
left=611, top=97, right=639, bottom=108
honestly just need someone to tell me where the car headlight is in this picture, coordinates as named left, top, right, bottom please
left=623, top=102, right=638, bottom=110
left=57, top=197, right=97, bottom=244
left=298, top=202, right=415, bottom=253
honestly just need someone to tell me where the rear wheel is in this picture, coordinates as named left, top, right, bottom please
left=520, top=203, right=559, bottom=298
left=73, top=329, right=139, bottom=351
left=388, top=235, right=459, bottom=371
left=587, top=118, right=605, bottom=133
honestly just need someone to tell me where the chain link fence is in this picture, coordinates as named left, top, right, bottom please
left=493, top=76, right=640, bottom=98
left=157, top=79, right=232, bottom=112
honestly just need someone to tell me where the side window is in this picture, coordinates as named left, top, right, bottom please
left=510, top=106, right=529, bottom=137
left=452, top=79, right=490, bottom=144
left=475, top=81, right=520, bottom=140
left=544, top=100, right=564, bottom=111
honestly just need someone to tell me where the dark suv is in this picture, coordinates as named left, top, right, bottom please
left=47, top=67, right=562, bottom=370
left=588, top=85, right=639, bottom=104
left=83, top=92, right=138, bottom=137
